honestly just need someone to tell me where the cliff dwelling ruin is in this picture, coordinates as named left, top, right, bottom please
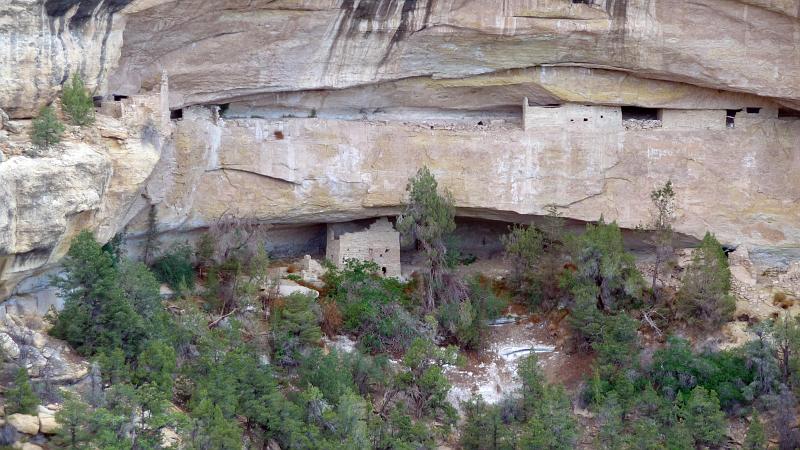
left=326, top=217, right=401, bottom=278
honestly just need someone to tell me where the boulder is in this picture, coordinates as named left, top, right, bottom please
left=37, top=412, right=58, bottom=435
left=277, top=281, right=319, bottom=299
left=160, top=427, right=179, bottom=448
left=18, top=443, right=44, bottom=450
left=6, top=414, right=38, bottom=435
left=31, top=333, right=46, bottom=350
left=0, top=333, right=19, bottom=359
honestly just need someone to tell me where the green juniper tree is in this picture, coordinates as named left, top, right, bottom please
left=681, top=386, right=727, bottom=447
left=517, top=354, right=578, bottom=449
left=61, top=73, right=95, bottom=126
left=54, top=392, right=91, bottom=450
left=676, top=232, right=735, bottom=330
left=501, top=224, right=546, bottom=305
left=6, top=367, right=40, bottom=415
left=460, top=397, right=515, bottom=450
left=29, top=105, right=65, bottom=148
left=564, top=218, right=644, bottom=313
left=743, top=411, right=767, bottom=450
left=771, top=312, right=800, bottom=385
left=270, top=292, right=323, bottom=366
left=50, top=231, right=148, bottom=358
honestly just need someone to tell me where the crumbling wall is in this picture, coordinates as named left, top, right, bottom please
left=326, top=218, right=401, bottom=278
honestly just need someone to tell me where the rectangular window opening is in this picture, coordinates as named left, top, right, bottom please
left=170, top=109, right=183, bottom=120
left=113, top=94, right=129, bottom=102
left=621, top=106, right=661, bottom=121
left=778, top=108, right=800, bottom=119
left=746, top=107, right=761, bottom=114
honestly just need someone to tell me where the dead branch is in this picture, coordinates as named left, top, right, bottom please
left=642, top=309, right=663, bottom=337
left=208, top=307, right=238, bottom=329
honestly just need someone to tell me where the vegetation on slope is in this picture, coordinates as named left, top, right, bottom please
left=26, top=170, right=800, bottom=449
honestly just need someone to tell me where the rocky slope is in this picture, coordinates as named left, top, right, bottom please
left=1, top=0, right=799, bottom=300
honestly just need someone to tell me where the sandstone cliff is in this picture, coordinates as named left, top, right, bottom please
left=1, top=0, right=799, bottom=300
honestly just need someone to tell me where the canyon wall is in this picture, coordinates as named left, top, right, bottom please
left=129, top=106, right=800, bottom=265
left=1, top=0, right=800, bottom=300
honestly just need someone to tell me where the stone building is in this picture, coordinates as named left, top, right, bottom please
left=522, top=98, right=781, bottom=131
left=326, top=217, right=401, bottom=278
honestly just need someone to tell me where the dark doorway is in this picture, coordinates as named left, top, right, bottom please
left=726, top=109, right=740, bottom=128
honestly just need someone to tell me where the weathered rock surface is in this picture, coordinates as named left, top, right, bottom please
left=0, top=0, right=138, bottom=118
left=1, top=0, right=799, bottom=304
left=107, top=0, right=800, bottom=110
left=6, top=414, right=38, bottom=435
left=130, top=107, right=800, bottom=262
left=4, top=1, right=800, bottom=115
left=0, top=313, right=90, bottom=383
left=0, top=89, right=167, bottom=298
left=37, top=411, right=59, bottom=435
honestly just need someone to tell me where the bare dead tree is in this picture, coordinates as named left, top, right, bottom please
left=205, top=212, right=272, bottom=317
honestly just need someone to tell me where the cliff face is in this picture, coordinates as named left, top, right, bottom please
left=0, top=0, right=138, bottom=118
left=1, top=0, right=799, bottom=299
left=107, top=0, right=800, bottom=108
left=134, top=106, right=800, bottom=263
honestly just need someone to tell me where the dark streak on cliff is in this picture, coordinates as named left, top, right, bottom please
left=607, top=0, right=629, bottom=63
left=325, top=0, right=433, bottom=72
left=44, top=0, right=133, bottom=29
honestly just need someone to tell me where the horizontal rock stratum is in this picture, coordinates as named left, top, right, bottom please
left=132, top=106, right=800, bottom=258
left=1, top=0, right=799, bottom=300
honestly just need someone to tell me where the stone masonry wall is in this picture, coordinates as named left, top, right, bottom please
left=326, top=218, right=401, bottom=278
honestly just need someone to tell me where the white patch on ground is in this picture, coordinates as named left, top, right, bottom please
left=444, top=317, right=556, bottom=410
left=323, top=335, right=357, bottom=353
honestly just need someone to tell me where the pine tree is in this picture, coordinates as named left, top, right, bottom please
left=743, top=412, right=767, bottom=450
left=29, top=105, right=64, bottom=148
left=6, top=367, right=39, bottom=415
left=54, top=392, right=91, bottom=450
left=565, top=218, right=644, bottom=313
left=50, top=231, right=147, bottom=358
left=676, top=232, right=735, bottom=329
left=61, top=73, right=95, bottom=126
left=771, top=312, right=800, bottom=384
left=517, top=354, right=579, bottom=449
left=681, top=386, right=727, bottom=447
left=460, top=397, right=514, bottom=450
left=271, top=292, right=323, bottom=366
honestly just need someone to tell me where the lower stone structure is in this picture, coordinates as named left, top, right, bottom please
left=326, top=218, right=401, bottom=278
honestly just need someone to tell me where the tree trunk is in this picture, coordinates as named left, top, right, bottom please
left=652, top=250, right=661, bottom=303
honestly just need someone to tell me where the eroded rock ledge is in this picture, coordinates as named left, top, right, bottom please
left=127, top=105, right=800, bottom=264
left=1, top=0, right=799, bottom=303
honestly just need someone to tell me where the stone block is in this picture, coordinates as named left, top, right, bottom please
left=7, top=414, right=39, bottom=435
